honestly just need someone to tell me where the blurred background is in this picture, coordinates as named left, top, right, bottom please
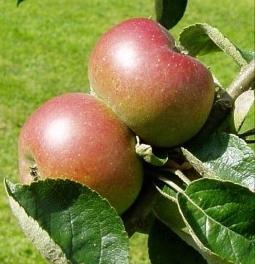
left=0, top=0, right=254, bottom=263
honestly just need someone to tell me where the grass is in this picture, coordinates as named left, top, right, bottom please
left=0, top=0, right=253, bottom=263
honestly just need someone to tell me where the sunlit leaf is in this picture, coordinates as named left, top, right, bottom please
left=179, top=23, right=247, bottom=66
left=182, top=133, right=255, bottom=192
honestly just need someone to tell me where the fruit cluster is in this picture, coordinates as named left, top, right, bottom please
left=19, top=18, right=214, bottom=214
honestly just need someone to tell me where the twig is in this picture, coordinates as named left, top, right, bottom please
left=173, top=169, right=191, bottom=184
left=227, top=59, right=255, bottom=100
left=160, top=168, right=191, bottom=184
left=239, top=128, right=255, bottom=138
left=159, top=176, right=184, bottom=193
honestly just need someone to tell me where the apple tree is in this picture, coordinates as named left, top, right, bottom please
left=5, top=0, right=255, bottom=263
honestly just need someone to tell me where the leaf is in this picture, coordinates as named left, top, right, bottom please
left=148, top=219, right=206, bottom=264
left=179, top=23, right=247, bottom=67
left=239, top=104, right=255, bottom=152
left=5, top=179, right=129, bottom=264
left=182, top=133, right=255, bottom=192
left=231, top=90, right=255, bottom=132
left=178, top=178, right=255, bottom=264
left=17, top=0, right=25, bottom=6
left=153, top=183, right=200, bottom=253
left=154, top=182, right=232, bottom=264
left=153, top=184, right=188, bottom=234
left=239, top=109, right=255, bottom=136
left=155, top=0, right=188, bottom=29
left=135, top=137, right=168, bottom=166
left=239, top=50, right=255, bottom=63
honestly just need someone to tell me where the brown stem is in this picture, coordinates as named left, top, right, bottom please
left=227, top=59, right=255, bottom=100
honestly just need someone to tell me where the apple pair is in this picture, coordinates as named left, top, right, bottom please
left=19, top=18, right=214, bottom=214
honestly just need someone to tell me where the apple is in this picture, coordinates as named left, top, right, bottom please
left=88, top=17, right=215, bottom=147
left=18, top=93, right=143, bottom=214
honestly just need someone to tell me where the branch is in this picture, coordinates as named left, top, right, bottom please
left=239, top=128, right=255, bottom=138
left=227, top=59, right=255, bottom=100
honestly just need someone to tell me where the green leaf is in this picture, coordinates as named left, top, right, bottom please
left=182, top=133, right=255, bottom=192
left=178, top=178, right=255, bottom=264
left=153, top=183, right=198, bottom=253
left=231, top=90, right=255, bottom=132
left=155, top=0, right=188, bottom=29
left=17, top=0, right=25, bottom=6
left=239, top=108, right=255, bottom=136
left=135, top=137, right=168, bottom=166
left=154, top=182, right=232, bottom=264
left=239, top=105, right=255, bottom=152
left=179, top=23, right=247, bottom=67
left=5, top=179, right=129, bottom=264
left=148, top=219, right=206, bottom=264
left=239, top=50, right=255, bottom=63
left=153, top=184, right=188, bottom=234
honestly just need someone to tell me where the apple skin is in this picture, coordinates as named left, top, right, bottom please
left=88, top=18, right=215, bottom=147
left=18, top=93, right=143, bottom=214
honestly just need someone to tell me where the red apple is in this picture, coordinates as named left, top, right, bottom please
left=88, top=18, right=215, bottom=147
left=19, top=93, right=143, bottom=214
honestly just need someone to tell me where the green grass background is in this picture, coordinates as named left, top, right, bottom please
left=0, top=0, right=254, bottom=263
